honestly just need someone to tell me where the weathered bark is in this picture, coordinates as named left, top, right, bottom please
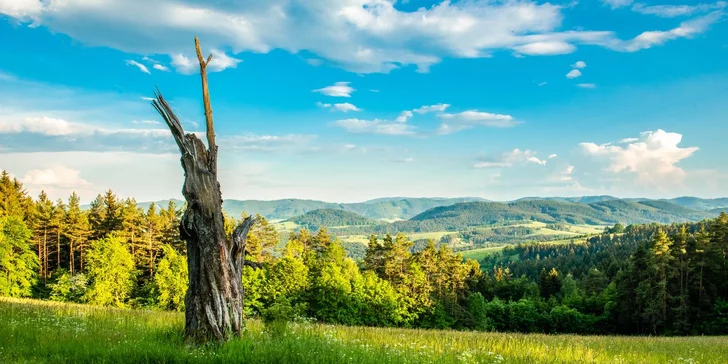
left=151, top=37, right=256, bottom=344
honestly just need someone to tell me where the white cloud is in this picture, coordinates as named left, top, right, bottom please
left=512, top=41, right=576, bottom=56
left=313, top=82, right=355, bottom=97
left=22, top=166, right=90, bottom=188
left=395, top=157, right=414, bottom=163
left=580, top=129, right=699, bottom=184
left=140, top=96, right=155, bottom=101
left=0, top=0, right=43, bottom=21
left=571, top=60, right=587, bottom=69
left=602, top=0, right=634, bottom=9
left=0, top=116, right=169, bottom=137
left=437, top=110, right=517, bottom=134
left=549, top=154, right=558, bottom=159
left=170, top=50, right=241, bottom=74
left=618, top=12, right=723, bottom=52
left=132, top=119, right=161, bottom=125
left=413, top=104, right=450, bottom=114
left=125, top=60, right=150, bottom=74
left=474, top=149, right=549, bottom=169
left=554, top=165, right=575, bottom=181
left=538, top=81, right=548, bottom=87
left=153, top=63, right=170, bottom=72
left=317, top=102, right=362, bottom=112
left=1, top=0, right=719, bottom=74
left=632, top=2, right=726, bottom=18
left=576, top=83, right=597, bottom=88
left=566, top=69, right=582, bottom=79
left=333, top=103, right=362, bottom=112
left=395, top=110, right=413, bottom=123
left=335, top=118, right=416, bottom=136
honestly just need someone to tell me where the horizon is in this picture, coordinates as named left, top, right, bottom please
left=1, top=1, right=727, bottom=204
left=68, top=193, right=728, bottom=206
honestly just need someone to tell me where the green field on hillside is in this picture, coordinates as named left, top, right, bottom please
left=459, top=246, right=505, bottom=261
left=1, top=298, right=726, bottom=363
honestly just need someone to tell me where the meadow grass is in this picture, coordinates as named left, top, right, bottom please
left=2, top=298, right=726, bottom=363
left=460, top=246, right=505, bottom=261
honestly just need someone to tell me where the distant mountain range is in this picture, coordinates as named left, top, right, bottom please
left=107, top=196, right=728, bottom=225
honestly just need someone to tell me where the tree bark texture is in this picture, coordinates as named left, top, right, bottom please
left=151, top=37, right=256, bottom=344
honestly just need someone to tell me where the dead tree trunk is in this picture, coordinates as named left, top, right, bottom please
left=151, top=37, right=256, bottom=344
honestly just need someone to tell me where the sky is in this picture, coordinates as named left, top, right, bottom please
left=0, top=0, right=727, bottom=204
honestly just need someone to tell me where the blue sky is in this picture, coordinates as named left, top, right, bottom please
left=0, top=0, right=727, bottom=203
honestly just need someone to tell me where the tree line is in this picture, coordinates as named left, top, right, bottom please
left=1, top=170, right=727, bottom=335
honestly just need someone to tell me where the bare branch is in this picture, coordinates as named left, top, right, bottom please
left=194, top=36, right=217, bottom=175
left=151, top=87, right=188, bottom=154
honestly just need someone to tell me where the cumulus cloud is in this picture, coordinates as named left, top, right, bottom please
left=335, top=118, right=416, bottom=136
left=474, top=149, right=549, bottom=169
left=153, top=64, right=170, bottom=72
left=571, top=60, right=587, bottom=69
left=395, top=110, right=413, bottom=123
left=437, top=110, right=517, bottom=134
left=512, top=41, right=576, bottom=55
left=580, top=129, right=699, bottom=184
left=567, top=69, right=582, bottom=79
left=0, top=116, right=168, bottom=137
left=22, top=166, right=90, bottom=188
left=317, top=102, right=362, bottom=112
left=125, top=60, right=150, bottom=74
left=313, top=82, right=355, bottom=97
left=413, top=104, right=450, bottom=114
left=171, top=51, right=242, bottom=74
left=1, top=0, right=720, bottom=74
left=0, top=114, right=320, bottom=154
left=549, top=154, right=558, bottom=159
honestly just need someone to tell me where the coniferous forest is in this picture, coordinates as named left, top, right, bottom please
left=1, top=170, right=727, bottom=336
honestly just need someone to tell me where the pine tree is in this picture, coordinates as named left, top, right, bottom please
left=33, top=191, right=54, bottom=284
left=64, top=192, right=90, bottom=275
left=0, top=170, right=33, bottom=219
left=144, top=203, right=164, bottom=277
left=119, top=198, right=144, bottom=266
left=50, top=198, right=67, bottom=272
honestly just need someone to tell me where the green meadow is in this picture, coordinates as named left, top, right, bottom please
left=2, top=297, right=726, bottom=364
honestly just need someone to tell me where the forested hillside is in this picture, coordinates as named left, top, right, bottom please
left=289, top=209, right=375, bottom=230
left=2, top=170, right=727, bottom=336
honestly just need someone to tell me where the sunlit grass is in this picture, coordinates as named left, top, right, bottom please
left=1, top=297, right=726, bottom=363
left=460, top=246, right=505, bottom=261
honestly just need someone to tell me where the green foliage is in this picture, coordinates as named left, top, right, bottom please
left=154, top=245, right=187, bottom=311
left=84, top=234, right=137, bottom=307
left=290, top=209, right=375, bottom=230
left=48, top=269, right=88, bottom=302
left=0, top=216, right=38, bottom=297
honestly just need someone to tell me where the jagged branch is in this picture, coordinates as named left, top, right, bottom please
left=151, top=88, right=190, bottom=156
left=231, top=216, right=257, bottom=256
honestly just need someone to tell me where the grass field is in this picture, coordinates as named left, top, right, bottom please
left=2, top=298, right=727, bottom=363
left=460, top=246, right=505, bottom=261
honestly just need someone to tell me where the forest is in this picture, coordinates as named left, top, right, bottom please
left=1, top=169, right=727, bottom=336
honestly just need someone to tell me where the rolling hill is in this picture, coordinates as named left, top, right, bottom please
left=289, top=209, right=376, bottom=230
left=406, top=200, right=715, bottom=231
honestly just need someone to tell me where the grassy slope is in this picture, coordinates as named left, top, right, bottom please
left=2, top=298, right=727, bottom=363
